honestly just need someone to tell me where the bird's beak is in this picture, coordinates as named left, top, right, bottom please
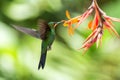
left=54, top=20, right=65, bottom=28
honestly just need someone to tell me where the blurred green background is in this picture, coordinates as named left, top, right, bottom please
left=0, top=0, right=120, bottom=80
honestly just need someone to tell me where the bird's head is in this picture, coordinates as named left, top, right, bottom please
left=48, top=22, right=56, bottom=29
left=48, top=20, right=64, bottom=29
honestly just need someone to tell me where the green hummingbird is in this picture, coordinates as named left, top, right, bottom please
left=12, top=20, right=61, bottom=69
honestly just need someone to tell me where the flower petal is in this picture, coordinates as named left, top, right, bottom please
left=105, top=16, right=120, bottom=22
left=63, top=22, right=68, bottom=27
left=83, top=29, right=97, bottom=44
left=96, top=33, right=102, bottom=48
left=110, top=17, right=120, bottom=22
left=68, top=27, right=74, bottom=35
left=68, top=23, right=74, bottom=35
left=104, top=20, right=119, bottom=37
left=66, top=10, right=71, bottom=19
left=74, top=7, right=94, bottom=29
left=88, top=14, right=99, bottom=31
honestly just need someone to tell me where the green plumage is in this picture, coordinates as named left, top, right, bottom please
left=12, top=21, right=56, bottom=70
left=38, top=21, right=56, bottom=69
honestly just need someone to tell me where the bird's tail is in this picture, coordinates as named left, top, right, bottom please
left=38, top=53, right=47, bottom=70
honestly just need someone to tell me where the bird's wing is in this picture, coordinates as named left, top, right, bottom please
left=37, top=20, right=50, bottom=40
left=12, top=24, right=40, bottom=39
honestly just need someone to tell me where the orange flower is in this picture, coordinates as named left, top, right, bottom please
left=62, top=0, right=120, bottom=53
left=79, top=0, right=120, bottom=53
left=63, top=10, right=80, bottom=26
left=63, top=6, right=94, bottom=35
left=88, top=7, right=100, bottom=31
left=63, top=10, right=80, bottom=35
left=81, top=25, right=103, bottom=54
left=75, top=6, right=94, bottom=29
left=88, top=14, right=99, bottom=31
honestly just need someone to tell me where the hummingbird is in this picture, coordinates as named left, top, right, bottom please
left=12, top=20, right=62, bottom=70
